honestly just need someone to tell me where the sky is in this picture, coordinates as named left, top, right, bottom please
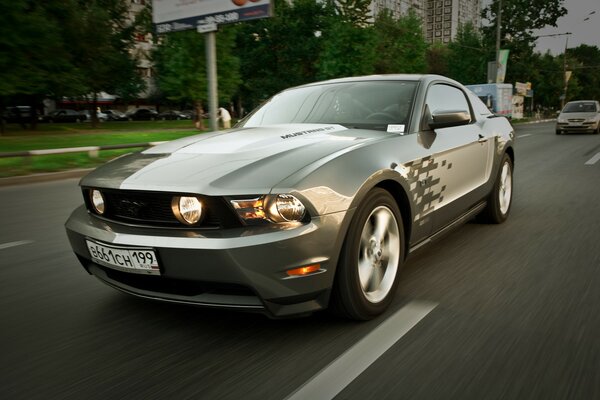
left=482, top=0, right=600, bottom=55
left=533, top=0, right=600, bottom=55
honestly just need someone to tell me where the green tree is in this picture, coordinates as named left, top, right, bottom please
left=481, top=0, right=567, bottom=85
left=373, top=10, right=427, bottom=74
left=317, top=0, right=376, bottom=79
left=235, top=0, right=332, bottom=110
left=0, top=0, right=83, bottom=131
left=482, top=0, right=567, bottom=44
left=528, top=52, right=563, bottom=109
left=426, top=43, right=450, bottom=76
left=446, top=22, right=487, bottom=84
left=568, top=45, right=600, bottom=101
left=61, top=0, right=146, bottom=126
left=153, top=26, right=240, bottom=129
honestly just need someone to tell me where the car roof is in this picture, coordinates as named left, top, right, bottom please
left=294, top=74, right=460, bottom=90
left=566, top=100, right=598, bottom=104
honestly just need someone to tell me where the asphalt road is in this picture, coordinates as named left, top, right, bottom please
left=1, top=122, right=599, bottom=400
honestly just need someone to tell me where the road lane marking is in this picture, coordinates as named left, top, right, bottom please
left=285, top=300, right=437, bottom=400
left=517, top=134, right=532, bottom=138
left=0, top=240, right=34, bottom=250
left=585, top=152, right=600, bottom=165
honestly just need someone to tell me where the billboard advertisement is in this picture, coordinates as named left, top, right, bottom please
left=496, top=49, right=509, bottom=83
left=153, top=0, right=272, bottom=34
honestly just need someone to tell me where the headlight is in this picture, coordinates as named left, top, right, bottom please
left=172, top=196, right=203, bottom=225
left=90, top=189, right=105, bottom=214
left=557, top=118, right=567, bottom=123
left=231, top=194, right=306, bottom=224
left=269, top=194, right=306, bottom=222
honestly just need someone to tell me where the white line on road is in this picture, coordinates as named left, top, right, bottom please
left=285, top=300, right=438, bottom=400
left=0, top=240, right=34, bottom=250
left=585, top=152, right=600, bottom=165
left=517, top=134, right=532, bottom=138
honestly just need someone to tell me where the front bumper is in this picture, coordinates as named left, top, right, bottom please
left=556, top=122, right=598, bottom=133
left=65, top=205, right=350, bottom=318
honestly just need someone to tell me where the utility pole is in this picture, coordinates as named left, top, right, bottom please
left=561, top=35, right=569, bottom=110
left=205, top=30, right=218, bottom=132
left=495, top=0, right=502, bottom=83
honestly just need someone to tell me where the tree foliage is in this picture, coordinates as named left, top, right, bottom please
left=481, top=0, right=567, bottom=86
left=0, top=0, right=145, bottom=129
left=446, top=23, right=487, bottom=84
left=568, top=45, right=600, bottom=102
left=373, top=10, right=428, bottom=74
left=153, top=26, right=240, bottom=114
left=482, top=0, right=567, bottom=44
left=235, top=0, right=332, bottom=108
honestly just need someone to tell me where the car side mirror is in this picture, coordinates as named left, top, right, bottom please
left=428, top=110, right=471, bottom=129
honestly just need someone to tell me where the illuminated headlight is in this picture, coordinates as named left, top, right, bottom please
left=231, top=194, right=306, bottom=224
left=172, top=196, right=203, bottom=225
left=90, top=189, right=105, bottom=214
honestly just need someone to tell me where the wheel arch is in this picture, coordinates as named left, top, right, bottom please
left=505, top=145, right=515, bottom=166
left=374, top=180, right=412, bottom=259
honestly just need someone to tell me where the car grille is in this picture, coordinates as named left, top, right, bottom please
left=567, top=119, right=585, bottom=123
left=83, top=188, right=241, bottom=229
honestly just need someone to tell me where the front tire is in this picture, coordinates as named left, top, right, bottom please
left=479, top=153, right=513, bottom=224
left=331, top=188, right=404, bottom=320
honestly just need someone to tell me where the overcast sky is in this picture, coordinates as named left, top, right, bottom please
left=483, top=0, right=600, bottom=55
left=534, top=0, right=600, bottom=55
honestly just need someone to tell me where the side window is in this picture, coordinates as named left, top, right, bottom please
left=467, top=90, right=493, bottom=119
left=425, top=84, right=472, bottom=116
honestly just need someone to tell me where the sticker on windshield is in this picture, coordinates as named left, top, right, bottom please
left=387, top=124, right=405, bottom=134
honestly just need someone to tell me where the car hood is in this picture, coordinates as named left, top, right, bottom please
left=559, top=112, right=599, bottom=119
left=80, top=124, right=386, bottom=195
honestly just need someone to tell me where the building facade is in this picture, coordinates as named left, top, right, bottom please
left=424, top=0, right=481, bottom=43
left=370, top=0, right=425, bottom=20
left=370, top=0, right=481, bottom=43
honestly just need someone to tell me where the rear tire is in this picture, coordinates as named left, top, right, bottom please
left=330, top=188, right=404, bottom=320
left=478, top=153, right=513, bottom=224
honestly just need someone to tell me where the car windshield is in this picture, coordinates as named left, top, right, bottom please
left=562, top=102, right=597, bottom=113
left=238, top=80, right=418, bottom=131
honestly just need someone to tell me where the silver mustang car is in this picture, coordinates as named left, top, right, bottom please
left=65, top=75, right=515, bottom=320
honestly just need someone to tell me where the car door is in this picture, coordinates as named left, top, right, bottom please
left=418, top=82, right=492, bottom=232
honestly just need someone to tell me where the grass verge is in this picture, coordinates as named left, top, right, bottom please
left=0, top=121, right=208, bottom=178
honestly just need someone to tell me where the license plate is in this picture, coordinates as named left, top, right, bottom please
left=86, top=240, right=160, bottom=275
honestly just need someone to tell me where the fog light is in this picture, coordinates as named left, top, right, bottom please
left=286, top=264, right=321, bottom=277
left=90, top=189, right=105, bottom=214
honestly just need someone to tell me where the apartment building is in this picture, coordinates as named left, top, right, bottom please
left=370, top=0, right=481, bottom=43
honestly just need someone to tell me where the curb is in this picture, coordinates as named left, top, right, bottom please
left=515, top=119, right=556, bottom=125
left=0, top=168, right=93, bottom=187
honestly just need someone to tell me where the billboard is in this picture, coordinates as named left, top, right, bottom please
left=153, top=0, right=272, bottom=34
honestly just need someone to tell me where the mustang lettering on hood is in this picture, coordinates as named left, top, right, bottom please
left=80, top=124, right=386, bottom=195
